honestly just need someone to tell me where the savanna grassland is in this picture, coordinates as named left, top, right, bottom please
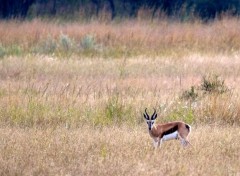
left=0, top=18, right=240, bottom=175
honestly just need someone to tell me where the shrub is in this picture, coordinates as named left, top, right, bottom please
left=179, top=74, right=238, bottom=125
left=36, top=37, right=57, bottom=54
left=164, top=101, right=195, bottom=124
left=59, top=33, right=74, bottom=51
left=181, top=86, right=198, bottom=101
left=80, top=35, right=96, bottom=51
left=8, top=45, right=23, bottom=56
left=181, top=74, right=229, bottom=101
left=200, top=74, right=229, bottom=94
left=0, top=44, right=6, bottom=58
left=92, top=93, right=135, bottom=126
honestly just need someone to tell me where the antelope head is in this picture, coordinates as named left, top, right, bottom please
left=143, top=108, right=157, bottom=130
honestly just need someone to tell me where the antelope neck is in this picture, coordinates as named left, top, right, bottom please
left=149, top=125, right=160, bottom=138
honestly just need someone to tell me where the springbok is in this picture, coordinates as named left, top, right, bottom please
left=143, top=108, right=192, bottom=148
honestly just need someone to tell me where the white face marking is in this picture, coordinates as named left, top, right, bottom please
left=146, top=120, right=155, bottom=130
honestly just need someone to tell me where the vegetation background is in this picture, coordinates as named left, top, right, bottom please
left=0, top=1, right=240, bottom=175
left=1, top=0, right=240, bottom=21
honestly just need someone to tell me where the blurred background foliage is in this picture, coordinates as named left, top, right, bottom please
left=0, top=0, right=240, bottom=21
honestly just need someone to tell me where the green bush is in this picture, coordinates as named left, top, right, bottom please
left=8, top=45, right=23, bottom=56
left=178, top=74, right=236, bottom=125
left=80, top=35, right=96, bottom=51
left=181, top=74, right=229, bottom=101
left=200, top=74, right=229, bottom=94
left=0, top=44, right=6, bottom=58
left=35, top=37, right=57, bottom=54
left=165, top=103, right=195, bottom=124
left=59, top=33, right=74, bottom=51
left=181, top=86, right=198, bottom=101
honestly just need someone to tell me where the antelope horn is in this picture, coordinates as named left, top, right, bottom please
left=145, top=108, right=148, bottom=116
left=152, top=108, right=157, bottom=119
left=144, top=108, right=150, bottom=120
left=153, top=108, right=156, bottom=115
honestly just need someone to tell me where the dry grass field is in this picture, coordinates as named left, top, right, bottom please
left=0, top=18, right=240, bottom=175
left=0, top=126, right=239, bottom=175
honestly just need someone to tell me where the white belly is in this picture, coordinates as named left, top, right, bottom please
left=162, top=131, right=178, bottom=141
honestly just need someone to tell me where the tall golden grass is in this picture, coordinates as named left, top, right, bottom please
left=0, top=126, right=239, bottom=175
left=1, top=54, right=240, bottom=127
left=0, top=18, right=240, bottom=57
left=0, top=19, right=240, bottom=175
